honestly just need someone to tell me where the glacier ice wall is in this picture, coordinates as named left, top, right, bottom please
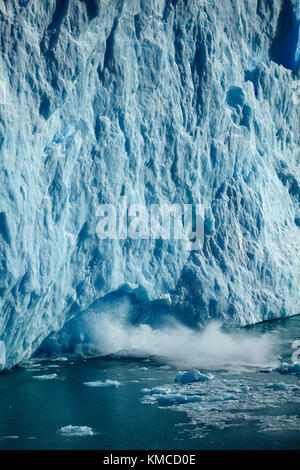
left=0, top=0, right=299, bottom=369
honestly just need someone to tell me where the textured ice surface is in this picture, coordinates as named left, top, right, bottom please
left=0, top=0, right=299, bottom=369
left=0, top=341, right=5, bottom=367
left=57, top=425, right=94, bottom=437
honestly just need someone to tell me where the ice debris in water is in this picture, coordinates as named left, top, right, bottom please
left=157, top=394, right=204, bottom=405
left=141, top=372, right=300, bottom=437
left=32, top=373, right=57, bottom=380
left=83, top=380, right=120, bottom=387
left=58, top=425, right=94, bottom=437
left=141, top=385, right=205, bottom=405
left=265, top=382, right=300, bottom=391
left=175, top=369, right=214, bottom=384
left=20, top=362, right=42, bottom=369
left=275, top=363, right=300, bottom=374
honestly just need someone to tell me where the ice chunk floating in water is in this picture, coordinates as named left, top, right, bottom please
left=0, top=0, right=299, bottom=370
left=32, top=374, right=57, bottom=381
left=175, top=370, right=214, bottom=384
left=58, top=426, right=94, bottom=437
left=275, top=363, right=300, bottom=374
left=83, top=380, right=120, bottom=388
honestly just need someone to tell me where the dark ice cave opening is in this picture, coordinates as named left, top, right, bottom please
left=270, top=0, right=300, bottom=72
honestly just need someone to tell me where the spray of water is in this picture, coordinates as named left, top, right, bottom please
left=38, top=294, right=278, bottom=371
left=58, top=315, right=276, bottom=371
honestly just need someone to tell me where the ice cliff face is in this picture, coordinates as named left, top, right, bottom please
left=0, top=0, right=299, bottom=369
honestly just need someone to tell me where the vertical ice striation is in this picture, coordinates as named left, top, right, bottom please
left=0, top=0, right=299, bottom=369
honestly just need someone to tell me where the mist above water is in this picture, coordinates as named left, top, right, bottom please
left=38, top=297, right=277, bottom=371
left=80, top=316, right=277, bottom=370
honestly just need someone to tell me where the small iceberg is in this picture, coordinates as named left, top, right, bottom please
left=32, top=373, right=57, bottom=380
left=83, top=379, right=120, bottom=387
left=174, top=369, right=214, bottom=384
left=58, top=425, right=94, bottom=437
left=275, top=363, right=300, bottom=375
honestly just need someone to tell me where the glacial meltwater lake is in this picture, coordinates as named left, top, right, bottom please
left=0, top=315, right=300, bottom=450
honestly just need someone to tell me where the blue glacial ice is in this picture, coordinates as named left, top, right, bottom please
left=174, top=369, right=213, bottom=383
left=0, top=0, right=299, bottom=369
left=275, top=362, right=300, bottom=374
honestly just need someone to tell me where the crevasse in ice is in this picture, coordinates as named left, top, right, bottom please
left=0, top=0, right=299, bottom=369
